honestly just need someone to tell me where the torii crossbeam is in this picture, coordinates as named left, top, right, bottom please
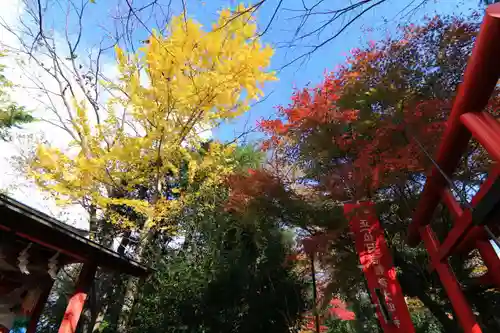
left=407, top=4, right=500, bottom=333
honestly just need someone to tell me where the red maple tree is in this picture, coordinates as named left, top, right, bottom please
left=258, top=14, right=498, bottom=200
left=226, top=14, right=500, bottom=332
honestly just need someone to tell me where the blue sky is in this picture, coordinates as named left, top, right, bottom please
left=50, top=0, right=479, bottom=143
left=206, top=0, right=478, bottom=143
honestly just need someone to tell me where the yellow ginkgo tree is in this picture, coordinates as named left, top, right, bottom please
left=29, top=6, right=275, bottom=234
left=27, top=6, right=275, bottom=330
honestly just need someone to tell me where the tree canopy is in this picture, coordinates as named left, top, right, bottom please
left=226, top=13, right=500, bottom=333
left=2, top=1, right=500, bottom=333
left=28, top=5, right=276, bottom=232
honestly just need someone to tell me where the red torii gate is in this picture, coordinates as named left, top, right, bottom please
left=407, top=3, right=500, bottom=333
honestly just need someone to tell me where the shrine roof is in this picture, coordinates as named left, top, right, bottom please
left=0, top=194, right=149, bottom=277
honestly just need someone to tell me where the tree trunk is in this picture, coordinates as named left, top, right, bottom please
left=91, top=231, right=133, bottom=332
left=310, top=253, right=321, bottom=333
left=416, top=291, right=459, bottom=333
left=116, top=227, right=153, bottom=333
left=394, top=251, right=459, bottom=333
left=116, top=168, right=159, bottom=332
left=86, top=227, right=131, bottom=332
left=88, top=205, right=98, bottom=241
left=84, top=281, right=99, bottom=333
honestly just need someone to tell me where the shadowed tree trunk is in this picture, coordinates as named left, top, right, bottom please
left=395, top=251, right=459, bottom=333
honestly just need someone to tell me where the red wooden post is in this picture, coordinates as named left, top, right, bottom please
left=403, top=6, right=500, bottom=333
left=58, top=263, right=97, bottom=333
left=27, top=280, right=55, bottom=333
left=421, top=226, right=482, bottom=333
left=408, top=3, right=500, bottom=247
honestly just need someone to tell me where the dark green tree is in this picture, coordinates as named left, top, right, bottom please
left=130, top=178, right=308, bottom=333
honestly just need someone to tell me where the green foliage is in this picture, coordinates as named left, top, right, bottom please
left=130, top=184, right=308, bottom=333
left=32, top=145, right=307, bottom=333
left=11, top=6, right=500, bottom=333
left=411, top=310, right=442, bottom=333
left=232, top=144, right=265, bottom=171
left=124, top=147, right=306, bottom=333
left=0, top=59, right=33, bottom=140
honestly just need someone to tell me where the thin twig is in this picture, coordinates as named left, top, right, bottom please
left=280, top=0, right=386, bottom=70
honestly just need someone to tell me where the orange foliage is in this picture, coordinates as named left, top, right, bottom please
left=257, top=14, right=495, bottom=199
left=225, top=168, right=282, bottom=213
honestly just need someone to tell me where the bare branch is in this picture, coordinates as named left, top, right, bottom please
left=224, top=90, right=276, bottom=146
left=258, top=0, right=284, bottom=37
left=280, top=0, right=386, bottom=70
left=216, top=1, right=265, bottom=31
left=29, top=0, right=44, bottom=56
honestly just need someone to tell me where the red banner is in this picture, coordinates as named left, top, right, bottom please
left=344, top=202, right=415, bottom=333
